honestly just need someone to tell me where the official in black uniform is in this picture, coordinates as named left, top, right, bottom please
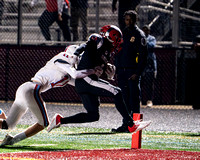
left=113, top=10, right=148, bottom=132
left=191, top=35, right=200, bottom=109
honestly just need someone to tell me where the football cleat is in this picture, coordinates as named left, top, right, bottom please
left=47, top=114, right=63, bottom=133
left=0, top=134, right=14, bottom=146
left=128, top=120, right=152, bottom=133
left=111, top=123, right=129, bottom=133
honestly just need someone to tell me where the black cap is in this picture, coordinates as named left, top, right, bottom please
left=142, top=25, right=150, bottom=31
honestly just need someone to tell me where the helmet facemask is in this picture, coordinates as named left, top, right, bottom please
left=100, top=25, right=123, bottom=55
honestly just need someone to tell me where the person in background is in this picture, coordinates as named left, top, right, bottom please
left=112, top=0, right=140, bottom=31
left=191, top=35, right=200, bottom=109
left=69, top=0, right=88, bottom=41
left=141, top=25, right=157, bottom=107
left=113, top=10, right=148, bottom=133
left=31, top=0, right=71, bottom=42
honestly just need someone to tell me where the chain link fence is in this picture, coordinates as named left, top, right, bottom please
left=0, top=45, right=197, bottom=106
left=138, top=0, right=200, bottom=47
left=0, top=0, right=200, bottom=46
left=0, top=0, right=200, bottom=108
left=0, top=0, right=118, bottom=44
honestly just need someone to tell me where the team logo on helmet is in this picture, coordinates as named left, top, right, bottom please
left=100, top=25, right=123, bottom=55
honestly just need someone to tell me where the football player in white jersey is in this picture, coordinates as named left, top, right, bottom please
left=0, top=45, right=98, bottom=146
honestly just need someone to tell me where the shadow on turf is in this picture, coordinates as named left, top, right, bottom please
left=0, top=145, right=69, bottom=151
left=67, top=132, right=126, bottom=136
left=185, top=133, right=200, bottom=137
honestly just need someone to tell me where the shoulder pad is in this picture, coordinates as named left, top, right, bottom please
left=88, top=33, right=103, bottom=49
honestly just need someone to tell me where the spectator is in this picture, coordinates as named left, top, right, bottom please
left=31, top=0, right=71, bottom=42
left=113, top=10, right=148, bottom=132
left=70, top=0, right=88, bottom=41
left=112, top=0, right=140, bottom=30
left=0, top=0, right=4, bottom=25
left=141, top=25, right=157, bottom=107
left=191, top=35, right=200, bottom=109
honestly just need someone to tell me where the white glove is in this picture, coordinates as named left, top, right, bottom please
left=105, top=63, right=116, bottom=80
left=94, top=65, right=104, bottom=77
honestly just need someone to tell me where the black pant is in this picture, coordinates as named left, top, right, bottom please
left=117, top=68, right=141, bottom=115
left=38, top=10, right=71, bottom=41
left=60, top=77, right=133, bottom=126
left=70, top=7, right=88, bottom=41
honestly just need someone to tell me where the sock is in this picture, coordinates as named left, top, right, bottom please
left=2, top=120, right=8, bottom=129
left=11, top=132, right=27, bottom=145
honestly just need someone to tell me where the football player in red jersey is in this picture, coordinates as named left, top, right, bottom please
left=48, top=25, right=151, bottom=133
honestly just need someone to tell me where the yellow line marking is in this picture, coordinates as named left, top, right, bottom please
left=0, top=100, right=193, bottom=109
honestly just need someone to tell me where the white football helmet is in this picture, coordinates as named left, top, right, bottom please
left=63, top=45, right=81, bottom=67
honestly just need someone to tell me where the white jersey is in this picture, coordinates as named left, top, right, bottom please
left=31, top=45, right=92, bottom=92
left=5, top=45, right=95, bottom=129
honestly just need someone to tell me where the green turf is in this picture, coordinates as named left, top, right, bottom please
left=0, top=125, right=200, bottom=153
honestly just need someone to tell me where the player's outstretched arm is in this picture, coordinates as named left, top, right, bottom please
left=55, top=62, right=95, bottom=79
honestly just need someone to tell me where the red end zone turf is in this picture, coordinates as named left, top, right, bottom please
left=0, top=149, right=199, bottom=159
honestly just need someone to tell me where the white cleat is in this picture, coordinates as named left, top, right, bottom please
left=0, top=134, right=14, bottom=146
left=47, top=114, right=63, bottom=133
left=128, top=120, right=152, bottom=133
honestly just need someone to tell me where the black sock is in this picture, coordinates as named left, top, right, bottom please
left=2, top=120, right=8, bottom=129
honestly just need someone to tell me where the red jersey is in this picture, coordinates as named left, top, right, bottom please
left=45, top=0, right=69, bottom=12
left=45, top=0, right=58, bottom=12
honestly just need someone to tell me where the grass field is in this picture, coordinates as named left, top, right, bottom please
left=0, top=124, right=200, bottom=153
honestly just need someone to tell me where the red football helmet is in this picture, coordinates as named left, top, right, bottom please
left=100, top=25, right=123, bottom=54
left=100, top=25, right=111, bottom=37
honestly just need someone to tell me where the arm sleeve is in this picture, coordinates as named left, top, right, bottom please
left=55, top=62, right=95, bottom=79
left=147, top=36, right=156, bottom=49
left=153, top=53, right=157, bottom=72
left=57, top=0, right=63, bottom=14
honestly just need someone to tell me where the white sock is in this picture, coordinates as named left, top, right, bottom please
left=11, top=132, right=27, bottom=144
